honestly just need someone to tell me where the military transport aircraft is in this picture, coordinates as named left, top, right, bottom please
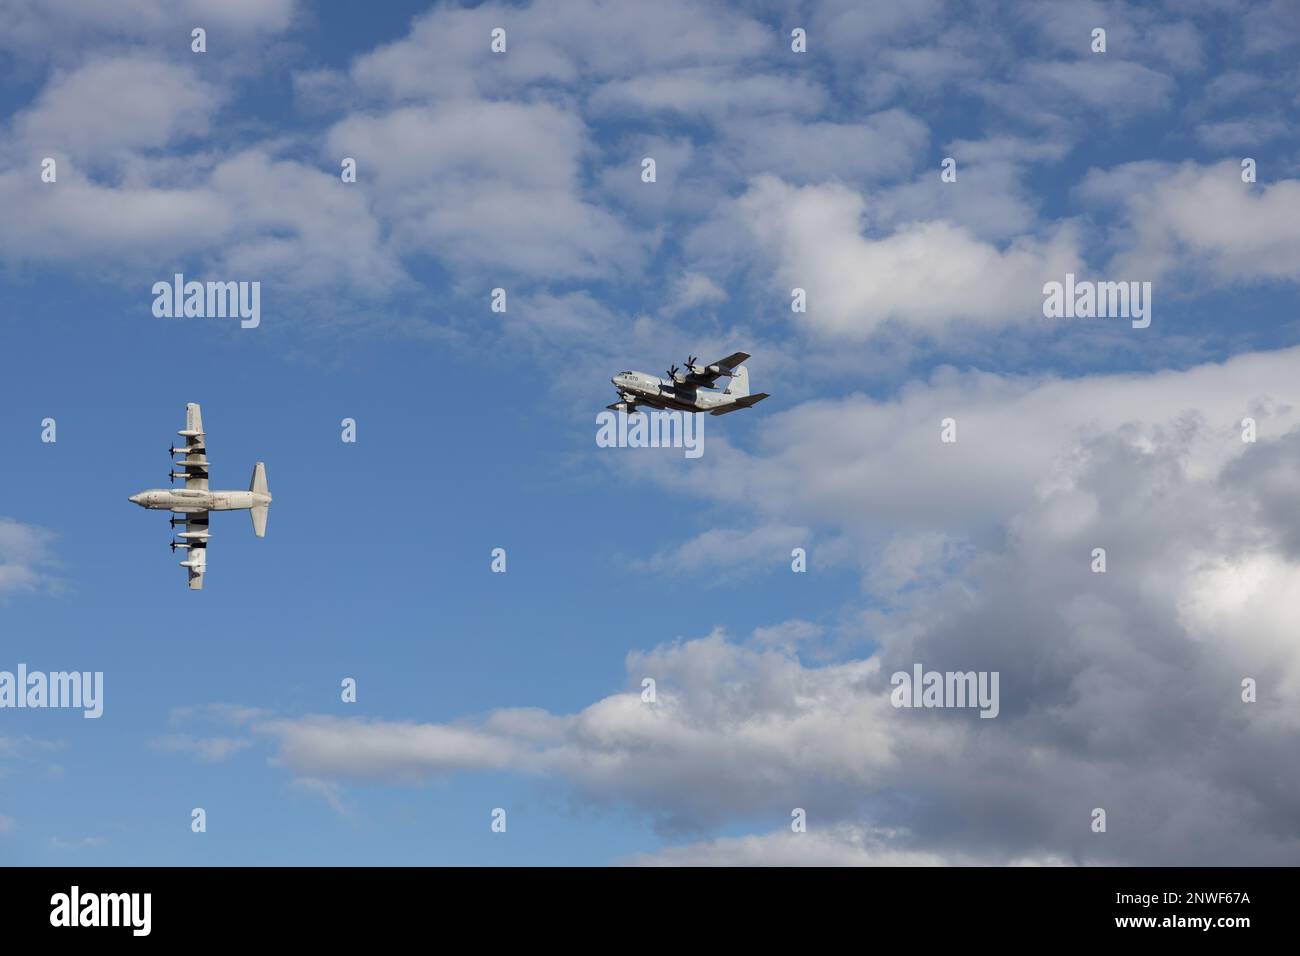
left=128, top=403, right=271, bottom=590
left=608, top=351, right=770, bottom=416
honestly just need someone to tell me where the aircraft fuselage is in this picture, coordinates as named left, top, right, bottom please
left=128, top=489, right=270, bottom=513
left=610, top=371, right=730, bottom=413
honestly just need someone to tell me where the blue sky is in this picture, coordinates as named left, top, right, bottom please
left=2, top=0, right=1300, bottom=866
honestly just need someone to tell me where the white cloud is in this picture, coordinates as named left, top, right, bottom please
left=724, top=175, right=1081, bottom=339
left=346, top=0, right=772, bottom=103
left=1020, top=59, right=1176, bottom=118
left=257, top=716, right=518, bottom=783
left=325, top=101, right=645, bottom=281
left=623, top=824, right=1067, bottom=866
left=647, top=348, right=1300, bottom=542
left=589, top=68, right=826, bottom=120
left=1021, top=0, right=1205, bottom=74
left=0, top=0, right=296, bottom=58
left=809, top=0, right=948, bottom=61
left=871, top=135, right=1067, bottom=242
left=248, top=633, right=899, bottom=837
left=0, top=147, right=403, bottom=292
left=632, top=524, right=811, bottom=580
left=1194, top=117, right=1289, bottom=148
left=0, top=518, right=60, bottom=600
left=722, top=110, right=929, bottom=185
left=0, top=51, right=403, bottom=297
left=661, top=272, right=727, bottom=317
left=1079, top=160, right=1300, bottom=284
left=151, top=735, right=252, bottom=763
left=14, top=57, right=222, bottom=160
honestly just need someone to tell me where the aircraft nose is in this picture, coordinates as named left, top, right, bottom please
left=128, top=494, right=142, bottom=505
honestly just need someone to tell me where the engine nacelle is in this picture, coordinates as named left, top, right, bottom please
left=176, top=531, right=211, bottom=540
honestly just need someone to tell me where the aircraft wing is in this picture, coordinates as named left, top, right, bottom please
left=180, top=514, right=209, bottom=590
left=176, top=402, right=210, bottom=491
left=711, top=351, right=750, bottom=372
left=688, top=351, right=751, bottom=386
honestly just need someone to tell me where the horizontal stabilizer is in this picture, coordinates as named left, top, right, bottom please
left=710, top=393, right=769, bottom=415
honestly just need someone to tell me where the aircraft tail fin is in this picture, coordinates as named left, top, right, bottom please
left=250, top=462, right=269, bottom=538
left=724, top=365, right=750, bottom=398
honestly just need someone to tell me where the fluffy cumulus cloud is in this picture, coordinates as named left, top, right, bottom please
left=0, top=52, right=403, bottom=294
left=297, top=0, right=781, bottom=284
left=0, top=147, right=403, bottom=292
left=0, top=0, right=296, bottom=59
left=646, top=347, right=1300, bottom=547
left=6, top=0, right=1297, bottom=342
left=870, top=136, right=1068, bottom=243
left=715, top=175, right=1081, bottom=340
left=324, top=101, right=646, bottom=281
left=14, top=57, right=223, bottom=160
left=342, top=0, right=772, bottom=103
left=1079, top=160, right=1300, bottom=284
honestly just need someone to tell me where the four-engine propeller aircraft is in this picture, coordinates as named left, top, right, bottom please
left=608, top=351, right=770, bottom=416
left=128, top=403, right=271, bottom=590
